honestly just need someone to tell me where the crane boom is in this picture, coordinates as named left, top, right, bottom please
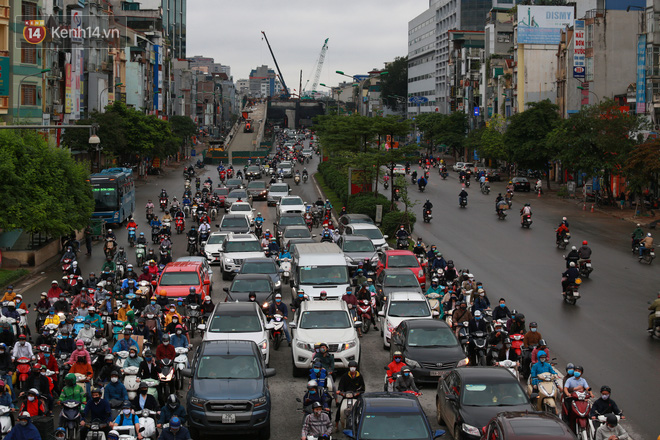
left=310, top=38, right=329, bottom=93
left=261, top=31, right=290, bottom=99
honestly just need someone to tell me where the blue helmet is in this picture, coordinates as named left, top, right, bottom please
left=170, top=416, right=181, bottom=429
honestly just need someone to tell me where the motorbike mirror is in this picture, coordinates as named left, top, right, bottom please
left=353, top=321, right=362, bottom=328
left=223, top=287, right=229, bottom=293
left=529, top=392, right=539, bottom=401
left=433, top=429, right=446, bottom=439
left=446, top=393, right=458, bottom=402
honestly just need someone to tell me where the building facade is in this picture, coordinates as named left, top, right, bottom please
left=408, top=4, right=436, bottom=116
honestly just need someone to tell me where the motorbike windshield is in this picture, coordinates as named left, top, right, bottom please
left=461, top=382, right=528, bottom=406
left=407, top=327, right=457, bottom=347
left=388, top=255, right=419, bottom=268
left=384, top=274, right=419, bottom=287
left=358, top=413, right=430, bottom=439
left=299, top=310, right=351, bottom=329
left=299, top=265, right=348, bottom=285
left=387, top=301, right=430, bottom=318
left=196, top=355, right=260, bottom=379
left=159, top=272, right=200, bottom=286
left=209, top=313, right=262, bottom=333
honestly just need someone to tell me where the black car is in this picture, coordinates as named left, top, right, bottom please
left=239, top=258, right=283, bottom=292
left=247, top=180, right=268, bottom=201
left=223, top=273, right=274, bottom=303
left=273, top=213, right=306, bottom=238
left=375, top=268, right=423, bottom=297
left=389, top=320, right=468, bottom=383
left=246, top=165, right=262, bottom=180
left=338, top=213, right=375, bottom=234
left=483, top=411, right=575, bottom=440
left=436, top=367, right=535, bottom=440
left=183, top=340, right=275, bottom=439
left=511, top=177, right=530, bottom=192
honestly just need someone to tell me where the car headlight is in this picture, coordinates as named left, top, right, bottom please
left=458, top=357, right=469, bottom=367
left=370, top=255, right=379, bottom=265
left=406, top=358, right=420, bottom=368
left=418, top=269, right=424, bottom=278
left=296, top=341, right=314, bottom=352
left=275, top=280, right=281, bottom=287
left=337, top=339, right=357, bottom=352
left=224, top=257, right=232, bottom=263
left=462, top=423, right=480, bottom=436
left=258, top=339, right=268, bottom=351
left=251, top=396, right=267, bottom=408
left=190, top=397, right=207, bottom=409
left=386, top=320, right=395, bottom=333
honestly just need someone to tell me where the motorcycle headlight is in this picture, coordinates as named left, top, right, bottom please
left=337, top=339, right=357, bottom=352
left=462, top=423, right=480, bottom=436
left=457, top=357, right=469, bottom=367
left=296, top=341, right=314, bottom=352
left=190, top=396, right=207, bottom=409
left=251, top=396, right=267, bottom=408
left=406, top=358, right=420, bottom=368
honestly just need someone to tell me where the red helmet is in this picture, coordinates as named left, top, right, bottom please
left=582, top=240, right=588, bottom=245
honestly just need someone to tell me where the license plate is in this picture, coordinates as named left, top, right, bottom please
left=222, top=414, right=235, bottom=424
left=572, top=292, right=580, bottom=297
left=651, top=252, right=656, bottom=256
left=430, top=370, right=443, bottom=376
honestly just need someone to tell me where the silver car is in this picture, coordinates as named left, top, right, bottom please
left=267, top=183, right=290, bottom=206
left=337, top=235, right=378, bottom=271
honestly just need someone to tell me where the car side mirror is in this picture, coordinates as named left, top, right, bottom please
left=215, top=225, right=219, bottom=228
left=530, top=392, right=539, bottom=401
left=289, top=322, right=297, bottom=329
left=223, top=287, right=229, bottom=293
left=181, top=368, right=192, bottom=378
left=378, top=311, right=385, bottom=317
left=264, top=368, right=276, bottom=378
left=383, top=235, right=389, bottom=239
left=197, top=324, right=206, bottom=331
left=343, top=430, right=355, bottom=439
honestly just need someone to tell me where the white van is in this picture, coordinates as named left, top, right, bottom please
left=291, top=243, right=349, bottom=300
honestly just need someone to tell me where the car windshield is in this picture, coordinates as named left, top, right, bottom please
left=209, top=313, right=262, bottom=333
left=196, top=355, right=260, bottom=379
left=388, top=255, right=419, bottom=268
left=159, top=272, right=200, bottom=286
left=354, top=228, right=383, bottom=240
left=207, top=235, right=226, bottom=245
left=214, top=188, right=229, bottom=196
left=279, top=216, right=305, bottom=227
left=281, top=197, right=303, bottom=205
left=284, top=228, right=310, bottom=238
left=358, top=413, right=430, bottom=439
left=299, top=265, right=349, bottom=284
left=221, top=218, right=248, bottom=228
left=225, top=241, right=261, bottom=252
left=230, top=278, right=271, bottom=293
left=299, top=310, right=351, bottom=329
left=461, top=382, right=529, bottom=406
left=388, top=301, right=430, bottom=318
left=242, top=261, right=276, bottom=274
left=232, top=204, right=251, bottom=212
left=384, top=273, right=419, bottom=287
left=343, top=240, right=375, bottom=253
left=407, top=327, right=457, bottom=347
left=248, top=181, right=265, bottom=189
left=270, top=185, right=288, bottom=193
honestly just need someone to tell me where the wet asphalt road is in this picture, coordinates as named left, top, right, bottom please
left=15, top=150, right=660, bottom=439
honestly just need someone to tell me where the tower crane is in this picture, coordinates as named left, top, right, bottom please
left=303, top=38, right=329, bottom=95
left=261, top=31, right=290, bottom=99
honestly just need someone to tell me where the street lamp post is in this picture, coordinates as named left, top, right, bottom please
left=336, top=70, right=388, bottom=116
left=577, top=85, right=600, bottom=105
left=98, top=82, right=124, bottom=112
left=88, top=123, right=102, bottom=172
left=319, top=83, right=338, bottom=114
left=17, top=68, right=51, bottom=123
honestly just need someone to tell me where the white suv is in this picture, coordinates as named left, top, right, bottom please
left=277, top=196, right=306, bottom=216
left=290, top=300, right=360, bottom=376
left=220, top=233, right=265, bottom=280
left=203, top=301, right=271, bottom=365
left=378, top=291, right=434, bottom=349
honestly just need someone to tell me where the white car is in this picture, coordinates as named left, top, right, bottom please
left=267, top=183, right=290, bottom=206
left=452, top=162, right=465, bottom=172
left=202, top=232, right=230, bottom=265
left=344, top=224, right=388, bottom=250
left=277, top=196, right=306, bottom=216
left=220, top=233, right=265, bottom=280
left=290, top=300, right=360, bottom=376
left=378, top=291, right=434, bottom=349
left=393, top=163, right=406, bottom=175
left=203, top=301, right=271, bottom=365
left=228, top=201, right=255, bottom=224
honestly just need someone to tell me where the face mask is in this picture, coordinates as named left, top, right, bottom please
left=574, top=372, right=582, bottom=378
left=151, top=301, right=156, bottom=305
left=111, top=377, right=118, bottom=383
left=123, top=409, right=131, bottom=415
left=28, top=396, right=35, bottom=401
left=141, top=390, right=148, bottom=395
left=163, top=341, right=169, bottom=345
left=309, top=389, right=316, bottom=394
left=539, top=358, right=547, bottom=363
left=403, top=372, right=410, bottom=377
left=0, top=350, right=3, bottom=354
left=349, top=367, right=356, bottom=372
left=130, top=353, right=136, bottom=358
left=320, top=349, right=326, bottom=353
left=313, top=368, right=320, bottom=373
left=601, top=394, right=609, bottom=400
left=19, top=421, right=28, bottom=427
left=476, top=316, right=481, bottom=320
left=394, top=358, right=401, bottom=363
left=500, top=303, right=505, bottom=308
left=44, top=353, right=50, bottom=358
left=176, top=330, right=182, bottom=335
left=567, top=369, right=574, bottom=375
left=93, top=396, right=101, bottom=402
left=298, top=294, right=304, bottom=298
left=145, top=357, right=152, bottom=362
left=20, top=341, right=25, bottom=346
left=84, top=324, right=91, bottom=328
left=275, top=299, right=281, bottom=303
left=169, top=403, right=177, bottom=409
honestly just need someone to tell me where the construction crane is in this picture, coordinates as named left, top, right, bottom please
left=303, top=38, right=329, bottom=95
left=261, top=31, right=290, bottom=99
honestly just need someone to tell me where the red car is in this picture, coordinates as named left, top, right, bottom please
left=155, top=261, right=211, bottom=298
left=376, top=250, right=426, bottom=289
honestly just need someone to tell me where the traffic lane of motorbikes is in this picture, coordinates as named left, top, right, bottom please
left=406, top=169, right=658, bottom=440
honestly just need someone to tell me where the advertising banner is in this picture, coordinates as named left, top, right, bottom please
left=573, top=20, right=585, bottom=79
left=0, top=57, right=9, bottom=96
left=636, top=34, right=646, bottom=114
left=65, top=63, right=72, bottom=113
left=518, top=6, right=574, bottom=45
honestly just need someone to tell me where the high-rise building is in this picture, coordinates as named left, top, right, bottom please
left=408, top=3, right=437, bottom=116
left=249, top=65, right=276, bottom=97
left=162, top=0, right=186, bottom=58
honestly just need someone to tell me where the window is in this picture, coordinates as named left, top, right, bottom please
left=586, top=58, right=594, bottom=82
left=586, top=24, right=593, bottom=48
left=21, top=1, right=37, bottom=17
left=21, top=42, right=36, bottom=64
left=20, top=84, right=36, bottom=105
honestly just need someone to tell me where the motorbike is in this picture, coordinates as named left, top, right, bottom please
left=337, top=390, right=361, bottom=430
left=114, top=350, right=129, bottom=370
left=175, top=217, right=185, bottom=234
left=529, top=372, right=561, bottom=415
left=35, top=307, right=49, bottom=333
left=146, top=206, right=154, bottom=222
left=268, top=313, right=285, bottom=350
left=565, top=391, right=592, bottom=438
left=151, top=227, right=160, bottom=245
left=521, top=214, right=532, bottom=228
left=61, top=400, right=82, bottom=440
left=15, top=357, right=31, bottom=391
left=158, top=358, right=176, bottom=398
left=143, top=377, right=160, bottom=403
left=61, top=258, right=74, bottom=275
left=497, top=209, right=507, bottom=220
left=279, top=258, right=292, bottom=285
left=294, top=175, right=301, bottom=186
left=418, top=182, right=426, bottom=192
left=495, top=359, right=519, bottom=381
left=210, top=206, right=218, bottom=221
left=183, top=204, right=191, bottom=218
left=0, top=405, right=11, bottom=438
left=135, top=408, right=158, bottom=439
left=510, top=333, right=524, bottom=357
left=383, top=179, right=389, bottom=190
left=394, top=188, right=400, bottom=201
left=423, top=209, right=432, bottom=223
left=563, top=278, right=582, bottom=305
left=459, top=197, right=468, bottom=208
left=159, top=198, right=167, bottom=212
left=187, top=304, right=201, bottom=338
left=425, top=292, right=442, bottom=318
left=104, top=238, right=117, bottom=259
left=589, top=414, right=620, bottom=439
left=468, top=331, right=488, bottom=366
left=85, top=420, right=108, bottom=440
left=396, top=237, right=409, bottom=250
left=127, top=227, right=137, bottom=247
left=481, top=183, right=490, bottom=195
left=303, top=174, right=308, bottom=183
left=639, top=247, right=655, bottom=264
left=650, top=310, right=660, bottom=338
left=123, top=365, right=140, bottom=400
left=557, top=232, right=571, bottom=250
left=174, top=347, right=189, bottom=390
left=357, top=299, right=373, bottom=333
left=187, top=236, right=198, bottom=256
left=578, top=260, right=593, bottom=278
left=134, top=243, right=146, bottom=267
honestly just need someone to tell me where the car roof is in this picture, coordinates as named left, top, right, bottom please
left=405, top=319, right=451, bottom=330
left=223, top=214, right=249, bottom=220
left=385, top=249, right=415, bottom=256
left=454, top=366, right=523, bottom=381
left=161, top=261, right=202, bottom=272
left=212, top=301, right=261, bottom=314
left=200, top=340, right=259, bottom=356
left=348, top=223, right=381, bottom=230
left=382, top=268, right=416, bottom=276
left=300, top=299, right=348, bottom=312
left=281, top=195, right=302, bottom=201
left=231, top=273, right=272, bottom=282
left=342, top=235, right=372, bottom=242
left=284, top=225, right=310, bottom=231
left=242, top=258, right=276, bottom=265
left=175, top=256, right=207, bottom=264
left=361, top=392, right=423, bottom=412
left=340, top=214, right=372, bottom=222
left=388, top=291, right=427, bottom=301
left=278, top=212, right=303, bottom=218
left=226, top=233, right=258, bottom=241
left=498, top=412, right=574, bottom=438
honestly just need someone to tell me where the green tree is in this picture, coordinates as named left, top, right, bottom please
left=169, top=115, right=196, bottom=147
left=380, top=56, right=408, bottom=111
left=624, top=138, right=660, bottom=210
left=0, top=130, right=93, bottom=236
left=477, top=114, right=508, bottom=162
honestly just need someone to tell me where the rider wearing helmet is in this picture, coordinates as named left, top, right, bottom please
left=158, top=394, right=187, bottom=428
left=156, top=334, right=176, bottom=362
left=312, top=342, right=335, bottom=375
left=301, top=401, right=332, bottom=440
left=563, top=365, right=593, bottom=398
left=303, top=379, right=329, bottom=411
left=530, top=350, right=556, bottom=389
left=11, top=412, right=41, bottom=440
left=110, top=401, right=141, bottom=437
left=394, top=366, right=420, bottom=393
left=590, top=385, right=624, bottom=425
left=80, top=387, right=112, bottom=437
left=159, top=415, right=190, bottom=440
left=385, top=351, right=407, bottom=390
left=578, top=240, right=592, bottom=261
left=186, top=286, right=201, bottom=306
left=335, top=360, right=365, bottom=422
left=594, top=414, right=628, bottom=440
left=640, top=232, right=654, bottom=258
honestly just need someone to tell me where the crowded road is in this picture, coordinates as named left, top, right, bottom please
left=14, top=144, right=659, bottom=439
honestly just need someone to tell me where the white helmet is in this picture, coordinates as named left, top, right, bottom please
left=570, top=262, right=576, bottom=267
left=571, top=246, right=577, bottom=250
left=474, top=310, right=482, bottom=317
left=562, top=217, right=567, bottom=221
left=648, top=232, right=652, bottom=237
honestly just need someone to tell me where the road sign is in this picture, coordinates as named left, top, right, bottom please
left=353, top=75, right=369, bottom=81
left=409, top=96, right=429, bottom=104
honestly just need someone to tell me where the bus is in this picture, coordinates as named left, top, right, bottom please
left=86, top=168, right=136, bottom=224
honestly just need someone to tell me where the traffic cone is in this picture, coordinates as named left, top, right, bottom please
left=590, top=204, right=594, bottom=213
left=583, top=203, right=586, bottom=211
left=537, top=189, right=541, bottom=198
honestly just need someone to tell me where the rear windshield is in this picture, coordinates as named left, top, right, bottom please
left=214, top=188, right=229, bottom=196
left=279, top=216, right=305, bottom=227
left=248, top=181, right=266, bottom=189
left=384, top=273, right=419, bottom=287
left=270, top=184, right=288, bottom=193
left=284, top=228, right=310, bottom=238
left=343, top=240, right=375, bottom=253
left=461, top=382, right=528, bottom=407
left=388, top=255, right=419, bottom=268
left=281, top=197, right=303, bottom=205
left=231, top=204, right=252, bottom=212
left=209, top=313, right=262, bottom=333
left=222, top=217, right=249, bottom=228
left=388, top=301, right=430, bottom=318
left=159, top=271, right=200, bottom=286
left=354, top=228, right=383, bottom=240
left=207, top=235, right=225, bottom=245
left=242, top=261, right=277, bottom=274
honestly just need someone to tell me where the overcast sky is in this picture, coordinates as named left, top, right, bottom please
left=187, top=0, right=426, bottom=91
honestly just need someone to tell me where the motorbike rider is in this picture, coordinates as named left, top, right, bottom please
left=639, top=232, right=654, bottom=258
left=353, top=269, right=367, bottom=288
left=110, top=401, right=143, bottom=440
left=98, top=354, right=121, bottom=384
left=459, top=188, right=468, bottom=205
left=648, top=291, right=660, bottom=332
left=291, top=290, right=308, bottom=313
left=417, top=176, right=428, bottom=190
left=562, top=262, right=580, bottom=294
left=631, top=223, right=645, bottom=250
left=471, top=289, right=491, bottom=314
left=267, top=237, right=280, bottom=256
left=594, top=414, right=629, bottom=440
left=312, top=343, right=335, bottom=376
left=335, top=360, right=365, bottom=424
left=104, top=370, right=128, bottom=404
left=80, top=387, right=112, bottom=439
left=520, top=203, right=532, bottom=225
left=565, top=246, right=580, bottom=268
left=254, top=211, right=264, bottom=224
left=12, top=334, right=34, bottom=362
left=186, top=286, right=202, bottom=306
left=303, top=380, right=330, bottom=411
left=556, top=221, right=570, bottom=243
left=492, top=298, right=511, bottom=321
left=523, top=322, right=543, bottom=347
left=496, top=338, right=519, bottom=365
left=578, top=240, right=592, bottom=263
left=468, top=310, right=488, bottom=334
left=530, top=350, right=557, bottom=390
left=563, top=365, right=594, bottom=415
left=395, top=225, right=409, bottom=242
left=394, top=366, right=420, bottom=394
left=413, top=238, right=426, bottom=257
left=112, top=328, right=139, bottom=353
left=301, top=401, right=332, bottom=440
left=60, top=246, right=77, bottom=264
left=7, top=412, right=42, bottom=440
left=267, top=294, right=291, bottom=346
left=452, top=301, right=473, bottom=335
left=158, top=395, right=187, bottom=429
